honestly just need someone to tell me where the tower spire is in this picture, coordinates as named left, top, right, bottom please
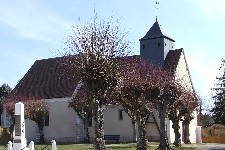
left=155, top=1, right=159, bottom=22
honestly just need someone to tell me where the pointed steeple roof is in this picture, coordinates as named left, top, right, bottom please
left=140, top=20, right=175, bottom=42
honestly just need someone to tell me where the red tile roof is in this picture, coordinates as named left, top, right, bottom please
left=11, top=51, right=182, bottom=100
left=12, top=57, right=78, bottom=99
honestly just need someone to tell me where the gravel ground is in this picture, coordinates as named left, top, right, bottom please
left=182, top=143, right=225, bottom=150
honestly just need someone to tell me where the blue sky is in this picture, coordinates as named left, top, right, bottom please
left=0, top=0, right=224, bottom=107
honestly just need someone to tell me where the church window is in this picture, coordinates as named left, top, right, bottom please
left=44, top=113, right=50, bottom=126
left=142, top=45, right=145, bottom=49
left=165, top=43, right=166, bottom=46
left=119, top=110, right=123, bottom=120
left=158, top=43, right=161, bottom=47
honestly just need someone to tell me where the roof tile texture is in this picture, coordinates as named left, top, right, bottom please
left=11, top=51, right=182, bottom=100
left=12, top=57, right=78, bottom=99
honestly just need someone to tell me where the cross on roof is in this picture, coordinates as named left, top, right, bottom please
left=155, top=1, right=159, bottom=22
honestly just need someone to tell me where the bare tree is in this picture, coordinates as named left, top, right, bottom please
left=63, top=14, right=130, bottom=149
left=25, top=100, right=49, bottom=143
left=69, top=86, right=92, bottom=143
left=182, top=99, right=198, bottom=144
left=117, top=57, right=173, bottom=150
left=167, top=88, right=196, bottom=147
left=157, top=82, right=178, bottom=150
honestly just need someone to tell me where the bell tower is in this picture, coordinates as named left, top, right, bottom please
left=140, top=2, right=175, bottom=66
left=139, top=19, right=175, bottom=66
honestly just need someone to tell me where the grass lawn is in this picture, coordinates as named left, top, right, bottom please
left=0, top=142, right=194, bottom=150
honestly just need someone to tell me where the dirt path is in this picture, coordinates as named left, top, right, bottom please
left=183, top=143, right=225, bottom=150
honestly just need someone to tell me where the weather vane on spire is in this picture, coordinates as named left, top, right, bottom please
left=155, top=1, right=159, bottom=22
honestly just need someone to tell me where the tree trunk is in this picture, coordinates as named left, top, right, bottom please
left=93, top=99, right=105, bottom=150
left=9, top=123, right=14, bottom=140
left=172, top=119, right=181, bottom=147
left=132, top=119, right=137, bottom=142
left=151, top=112, right=161, bottom=134
left=137, top=118, right=147, bottom=150
left=159, top=109, right=167, bottom=150
left=183, top=120, right=191, bottom=144
left=39, top=125, right=45, bottom=144
left=158, top=98, right=172, bottom=150
left=84, top=114, right=90, bottom=143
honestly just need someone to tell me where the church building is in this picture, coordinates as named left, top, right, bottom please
left=2, top=18, right=198, bottom=144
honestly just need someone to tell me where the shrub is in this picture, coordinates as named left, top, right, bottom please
left=202, top=124, right=225, bottom=138
left=0, top=128, right=11, bottom=145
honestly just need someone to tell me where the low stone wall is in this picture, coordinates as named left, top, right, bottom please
left=202, top=137, right=225, bottom=143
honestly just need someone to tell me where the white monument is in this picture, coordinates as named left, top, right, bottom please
left=7, top=102, right=57, bottom=150
left=12, top=102, right=28, bottom=150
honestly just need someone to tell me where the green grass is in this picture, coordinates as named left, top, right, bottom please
left=0, top=142, right=194, bottom=150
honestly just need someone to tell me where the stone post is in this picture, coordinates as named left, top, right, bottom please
left=7, top=141, right=12, bottom=150
left=29, top=141, right=34, bottom=150
left=13, top=102, right=28, bottom=150
left=51, top=140, right=57, bottom=150
left=196, top=126, right=202, bottom=143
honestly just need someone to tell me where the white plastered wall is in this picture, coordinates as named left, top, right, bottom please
left=146, top=111, right=160, bottom=140
left=174, top=51, right=197, bottom=143
left=44, top=98, right=77, bottom=142
left=175, top=51, right=193, bottom=91
left=89, top=106, right=161, bottom=141
left=25, top=97, right=77, bottom=142
left=105, top=106, right=134, bottom=141
left=25, top=98, right=195, bottom=143
left=88, top=105, right=134, bottom=141
left=25, top=119, right=36, bottom=142
left=189, top=110, right=197, bottom=143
